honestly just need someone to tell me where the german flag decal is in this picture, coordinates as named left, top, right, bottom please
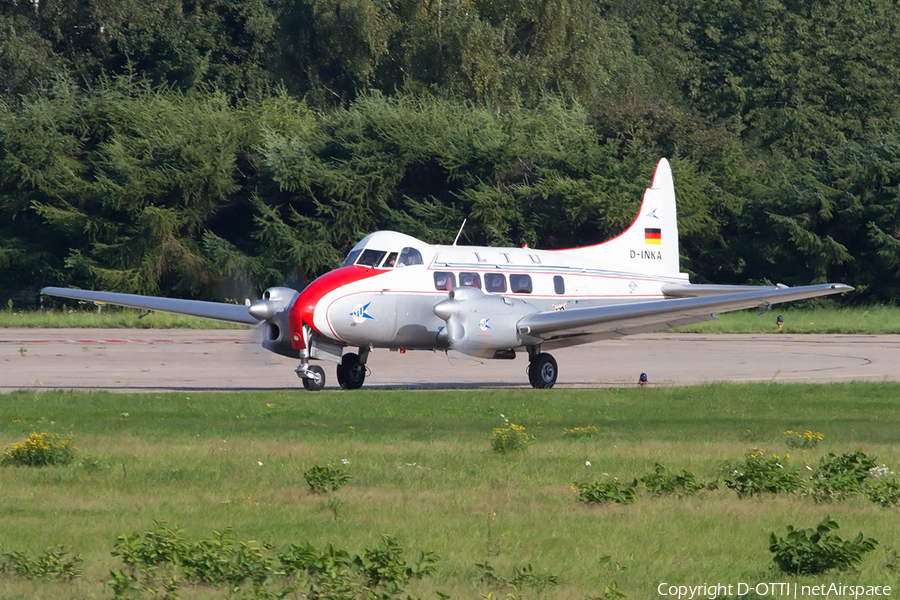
left=644, top=228, right=662, bottom=245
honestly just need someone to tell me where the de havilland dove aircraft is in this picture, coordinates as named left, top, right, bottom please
left=42, top=159, right=852, bottom=390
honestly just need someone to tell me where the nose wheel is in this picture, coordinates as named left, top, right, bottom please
left=299, top=364, right=326, bottom=391
left=527, top=352, right=558, bottom=389
left=336, top=352, right=366, bottom=390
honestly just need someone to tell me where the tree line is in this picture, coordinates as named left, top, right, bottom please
left=2, top=0, right=900, bottom=303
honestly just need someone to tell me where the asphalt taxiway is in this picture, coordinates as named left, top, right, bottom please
left=2, top=329, right=900, bottom=392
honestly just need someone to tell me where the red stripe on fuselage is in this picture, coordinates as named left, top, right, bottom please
left=289, top=265, right=385, bottom=348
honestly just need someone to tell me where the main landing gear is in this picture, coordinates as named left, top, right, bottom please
left=336, top=351, right=367, bottom=390
left=526, top=347, right=558, bottom=389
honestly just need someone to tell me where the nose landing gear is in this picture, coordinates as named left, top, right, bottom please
left=295, top=350, right=326, bottom=391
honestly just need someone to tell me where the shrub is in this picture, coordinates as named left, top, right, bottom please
left=867, top=477, right=900, bottom=508
left=109, top=521, right=439, bottom=599
left=474, top=561, right=559, bottom=591
left=784, top=429, right=823, bottom=449
left=806, top=451, right=875, bottom=502
left=769, top=516, right=877, bottom=574
left=1, top=431, right=77, bottom=467
left=304, top=465, right=351, bottom=493
left=354, top=534, right=438, bottom=589
left=640, top=463, right=705, bottom=496
left=723, top=448, right=801, bottom=497
left=491, top=423, right=532, bottom=453
left=574, top=480, right=637, bottom=505
left=0, top=546, right=83, bottom=581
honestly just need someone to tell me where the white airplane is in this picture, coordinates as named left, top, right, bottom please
left=42, top=159, right=852, bottom=390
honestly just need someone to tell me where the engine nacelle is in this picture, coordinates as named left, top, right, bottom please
left=432, top=287, right=541, bottom=357
left=249, top=287, right=300, bottom=358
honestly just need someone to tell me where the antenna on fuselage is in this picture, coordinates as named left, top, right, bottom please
left=452, top=219, right=467, bottom=246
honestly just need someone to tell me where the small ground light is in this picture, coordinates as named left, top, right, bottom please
left=639, top=372, right=648, bottom=387
left=777, top=314, right=783, bottom=330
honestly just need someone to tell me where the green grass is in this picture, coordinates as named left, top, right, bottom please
left=673, top=305, right=900, bottom=334
left=0, top=307, right=249, bottom=329
left=4, top=304, right=900, bottom=333
left=1, top=384, right=900, bottom=598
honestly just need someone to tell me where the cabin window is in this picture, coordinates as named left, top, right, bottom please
left=342, top=249, right=362, bottom=267
left=398, top=247, right=423, bottom=266
left=510, top=274, right=533, bottom=294
left=459, top=272, right=481, bottom=289
left=553, top=275, right=565, bottom=295
left=381, top=252, right=398, bottom=268
left=357, top=249, right=387, bottom=267
left=433, top=272, right=456, bottom=291
left=485, top=273, right=507, bottom=293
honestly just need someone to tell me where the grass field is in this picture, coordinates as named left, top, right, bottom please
left=0, top=307, right=248, bottom=329
left=1, top=384, right=900, bottom=599
left=3, top=304, right=900, bottom=334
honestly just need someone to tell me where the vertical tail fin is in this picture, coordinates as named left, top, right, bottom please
left=560, top=158, right=683, bottom=277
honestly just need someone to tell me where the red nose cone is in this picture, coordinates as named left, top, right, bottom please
left=288, top=265, right=383, bottom=349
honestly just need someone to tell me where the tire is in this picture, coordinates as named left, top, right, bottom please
left=302, top=365, right=326, bottom=391
left=336, top=352, right=366, bottom=390
left=527, top=353, right=558, bottom=389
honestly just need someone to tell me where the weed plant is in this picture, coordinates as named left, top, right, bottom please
left=769, top=516, right=878, bottom=575
left=1, top=431, right=77, bottom=467
left=107, top=521, right=437, bottom=599
left=304, top=465, right=351, bottom=494
left=562, top=426, right=599, bottom=440
left=490, top=421, right=532, bottom=453
left=867, top=478, right=900, bottom=508
left=0, top=546, right=83, bottom=581
left=573, top=479, right=638, bottom=504
left=806, top=451, right=876, bottom=502
left=784, top=429, right=823, bottom=449
left=723, top=448, right=801, bottom=497
left=639, top=463, right=708, bottom=496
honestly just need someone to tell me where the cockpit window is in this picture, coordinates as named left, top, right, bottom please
left=381, top=252, right=398, bottom=268
left=342, top=249, right=362, bottom=268
left=356, top=249, right=387, bottom=267
left=398, top=247, right=423, bottom=266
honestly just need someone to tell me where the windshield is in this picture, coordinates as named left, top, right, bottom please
left=398, top=247, right=423, bottom=266
left=342, top=249, right=362, bottom=267
left=356, top=249, right=387, bottom=267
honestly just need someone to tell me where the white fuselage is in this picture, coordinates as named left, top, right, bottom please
left=302, top=231, right=689, bottom=350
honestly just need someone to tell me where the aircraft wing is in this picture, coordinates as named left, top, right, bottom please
left=660, top=283, right=790, bottom=298
left=41, top=287, right=261, bottom=326
left=517, top=283, right=853, bottom=344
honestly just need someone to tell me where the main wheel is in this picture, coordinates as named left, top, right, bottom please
left=527, top=353, right=558, bottom=389
left=302, top=365, right=326, bottom=391
left=336, top=352, right=366, bottom=390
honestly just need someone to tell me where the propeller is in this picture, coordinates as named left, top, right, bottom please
left=433, top=288, right=484, bottom=348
